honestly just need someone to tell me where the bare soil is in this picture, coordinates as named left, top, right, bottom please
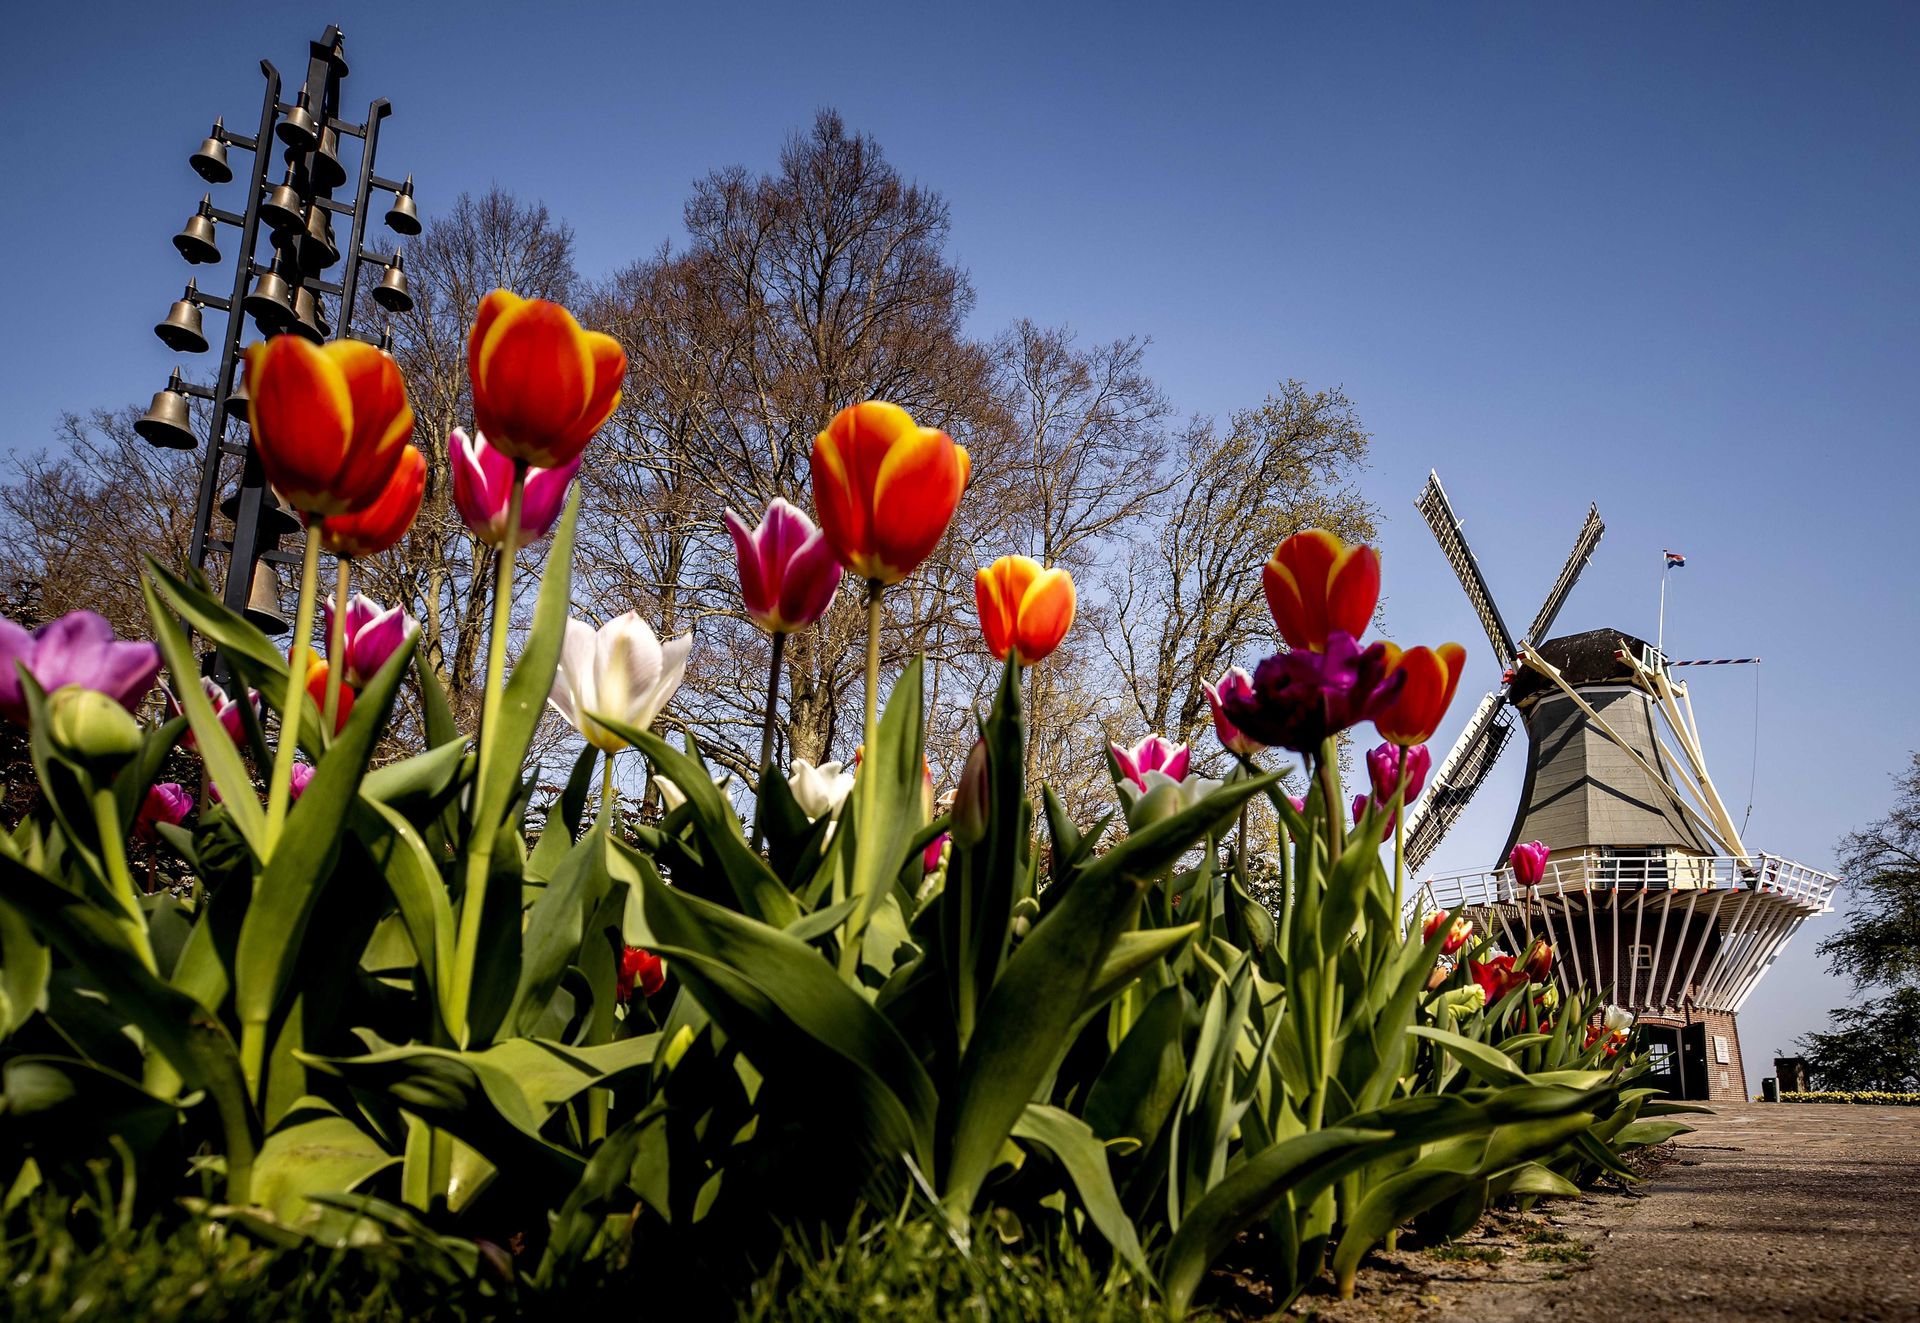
left=1264, top=1103, right=1920, bottom=1322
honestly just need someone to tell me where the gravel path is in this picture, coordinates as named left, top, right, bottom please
left=1446, top=1102, right=1920, bottom=1323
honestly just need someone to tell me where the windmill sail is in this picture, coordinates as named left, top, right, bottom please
left=1524, top=503, right=1604, bottom=645
left=1415, top=472, right=1515, bottom=670
left=1403, top=691, right=1516, bottom=870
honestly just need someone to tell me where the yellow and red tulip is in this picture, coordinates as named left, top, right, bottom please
left=467, top=289, right=626, bottom=469
left=244, top=336, right=414, bottom=517
left=319, top=444, right=425, bottom=558
left=974, top=554, right=1075, bottom=665
left=811, top=401, right=970, bottom=586
left=304, top=656, right=353, bottom=734
left=1374, top=642, right=1467, bottom=746
left=1261, top=529, right=1380, bottom=653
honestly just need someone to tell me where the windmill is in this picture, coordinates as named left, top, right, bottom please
left=1406, top=472, right=1838, bottom=1102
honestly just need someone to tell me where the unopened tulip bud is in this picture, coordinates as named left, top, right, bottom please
left=951, top=739, right=990, bottom=847
left=48, top=685, right=143, bottom=772
left=1521, top=937, right=1554, bottom=983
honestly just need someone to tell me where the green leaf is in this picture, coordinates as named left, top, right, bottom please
left=141, top=575, right=266, bottom=852
left=0, top=854, right=257, bottom=1200
left=1012, top=1104, right=1150, bottom=1278
left=360, top=738, right=468, bottom=809
left=252, top=1100, right=401, bottom=1223
left=625, top=844, right=936, bottom=1175
left=0, top=900, right=49, bottom=1035
left=1083, top=923, right=1200, bottom=1013
left=234, top=629, right=417, bottom=1038
left=415, top=648, right=458, bottom=750
left=357, top=800, right=454, bottom=1024
left=476, top=490, right=578, bottom=833
left=511, top=818, right=612, bottom=1036
left=1613, top=1119, right=1694, bottom=1149
left=533, top=1100, right=668, bottom=1288
left=843, top=655, right=928, bottom=936
left=1408, top=1024, right=1529, bottom=1086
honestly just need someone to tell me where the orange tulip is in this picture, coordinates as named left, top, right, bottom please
left=467, top=289, right=626, bottom=469
left=319, top=445, right=425, bottom=558
left=1374, top=642, right=1467, bottom=746
left=811, top=401, right=970, bottom=585
left=1261, top=529, right=1380, bottom=653
left=305, top=656, right=353, bottom=734
left=245, top=336, right=413, bottom=517
left=974, top=555, right=1075, bottom=665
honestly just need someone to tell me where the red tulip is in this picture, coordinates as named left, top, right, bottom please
left=1521, top=937, right=1554, bottom=983
left=1261, top=529, right=1380, bottom=653
left=974, top=555, right=1076, bottom=665
left=1422, top=911, right=1473, bottom=956
left=1374, top=642, right=1467, bottom=746
left=245, top=336, right=413, bottom=517
left=304, top=656, right=353, bottom=734
left=1469, top=954, right=1528, bottom=1004
left=617, top=946, right=667, bottom=1001
left=467, top=290, right=626, bottom=469
left=811, top=401, right=970, bottom=586
left=319, top=445, right=425, bottom=558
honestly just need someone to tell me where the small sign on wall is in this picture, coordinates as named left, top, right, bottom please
left=1713, top=1035, right=1730, bottom=1064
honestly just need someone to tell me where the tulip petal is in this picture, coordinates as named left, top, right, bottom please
left=595, top=613, right=662, bottom=729
left=562, top=330, right=626, bottom=453
left=869, top=426, right=966, bottom=583
left=725, top=509, right=776, bottom=624
left=324, top=340, right=413, bottom=511
left=475, top=296, right=597, bottom=466
left=1326, top=542, right=1381, bottom=641
left=247, top=338, right=354, bottom=512
left=550, top=618, right=599, bottom=726
left=1014, top=566, right=1075, bottom=664
left=775, top=529, right=842, bottom=631
left=632, top=631, right=692, bottom=732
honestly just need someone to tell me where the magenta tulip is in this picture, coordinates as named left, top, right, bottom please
left=1366, top=742, right=1431, bottom=805
left=724, top=498, right=843, bottom=635
left=324, top=593, right=415, bottom=687
left=136, top=782, right=193, bottom=837
left=1201, top=666, right=1266, bottom=757
left=1352, top=793, right=1396, bottom=842
left=290, top=761, right=314, bottom=801
left=1509, top=839, right=1551, bottom=888
left=168, top=677, right=256, bottom=748
left=0, top=610, right=160, bottom=726
left=450, top=427, right=582, bottom=548
left=1111, top=734, right=1190, bottom=791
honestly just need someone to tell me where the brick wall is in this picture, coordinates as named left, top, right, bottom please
left=1697, top=1008, right=1747, bottom=1102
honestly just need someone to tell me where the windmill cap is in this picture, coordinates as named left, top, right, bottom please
left=1511, top=627, right=1655, bottom=706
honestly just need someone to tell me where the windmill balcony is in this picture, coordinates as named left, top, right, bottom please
left=1416, top=851, right=1838, bottom=915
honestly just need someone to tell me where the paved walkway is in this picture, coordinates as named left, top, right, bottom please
left=1456, top=1102, right=1920, bottom=1323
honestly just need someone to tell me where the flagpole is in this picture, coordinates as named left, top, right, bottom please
left=1658, top=565, right=1668, bottom=657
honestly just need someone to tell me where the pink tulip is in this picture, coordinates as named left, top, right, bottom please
left=1352, top=793, right=1395, bottom=842
left=1201, top=666, right=1265, bottom=757
left=290, top=761, right=314, bottom=801
left=723, top=498, right=843, bottom=634
left=450, top=428, right=582, bottom=548
left=168, top=677, right=256, bottom=748
left=136, top=782, right=193, bottom=837
left=0, top=610, right=160, bottom=726
left=1509, top=839, right=1551, bottom=887
left=324, top=594, right=415, bottom=687
left=923, top=832, right=951, bottom=874
left=1111, top=735, right=1190, bottom=791
left=1366, top=742, right=1431, bottom=805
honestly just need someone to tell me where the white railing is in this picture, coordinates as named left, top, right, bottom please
left=1417, top=851, right=1839, bottom=916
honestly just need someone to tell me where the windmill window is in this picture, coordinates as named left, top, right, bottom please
left=1628, top=943, right=1654, bottom=972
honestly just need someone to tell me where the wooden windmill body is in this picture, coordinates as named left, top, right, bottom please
left=1405, top=473, right=1838, bottom=1101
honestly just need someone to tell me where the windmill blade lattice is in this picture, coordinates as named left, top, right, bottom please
left=1524, top=502, right=1605, bottom=645
left=1415, top=472, right=1515, bottom=670
left=1403, top=690, right=1516, bottom=870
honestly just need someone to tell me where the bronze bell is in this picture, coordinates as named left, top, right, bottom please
left=260, top=167, right=304, bottom=232
left=289, top=285, right=324, bottom=343
left=312, top=126, right=347, bottom=191
left=276, top=91, right=320, bottom=152
left=173, top=195, right=222, bottom=265
left=134, top=370, right=197, bottom=449
left=243, top=268, right=294, bottom=331
left=219, top=487, right=302, bottom=540
left=154, top=280, right=209, bottom=354
left=372, top=252, right=412, bottom=313
left=241, top=560, right=289, bottom=636
left=385, top=175, right=421, bottom=236
left=223, top=364, right=251, bottom=419
left=190, top=118, right=232, bottom=184
left=301, top=204, right=339, bottom=270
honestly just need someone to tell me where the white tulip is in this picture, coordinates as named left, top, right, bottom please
left=655, top=771, right=730, bottom=811
left=1117, top=768, right=1222, bottom=829
left=548, top=613, right=692, bottom=753
left=788, top=758, right=856, bottom=822
left=1602, top=1004, right=1636, bottom=1033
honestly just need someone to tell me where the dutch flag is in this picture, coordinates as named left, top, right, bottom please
left=1664, top=550, right=1686, bottom=569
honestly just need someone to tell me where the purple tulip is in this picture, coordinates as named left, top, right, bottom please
left=1221, top=630, right=1404, bottom=755
left=723, top=498, right=843, bottom=635
left=324, top=594, right=415, bottom=687
left=289, top=761, right=314, bottom=801
left=137, top=782, right=194, bottom=836
left=0, top=610, right=160, bottom=727
left=450, top=428, right=582, bottom=548
left=1366, top=742, right=1431, bottom=806
left=1201, top=665, right=1266, bottom=757
left=1112, top=734, right=1190, bottom=791
left=1509, top=839, right=1551, bottom=888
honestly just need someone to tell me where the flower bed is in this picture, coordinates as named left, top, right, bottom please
left=1776, top=1091, right=1920, bottom=1106
left=0, top=292, right=1693, bottom=1315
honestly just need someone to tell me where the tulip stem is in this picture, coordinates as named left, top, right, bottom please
left=448, top=467, right=525, bottom=1047
left=749, top=630, right=786, bottom=853
left=266, top=524, right=323, bottom=851
left=324, top=557, right=349, bottom=736
left=601, top=757, right=616, bottom=830
left=1316, top=746, right=1343, bottom=868
left=91, top=786, right=155, bottom=974
left=1393, top=755, right=1409, bottom=931
left=837, top=581, right=884, bottom=980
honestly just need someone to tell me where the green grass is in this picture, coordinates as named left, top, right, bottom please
left=1523, top=1243, right=1590, bottom=1264
left=1522, top=1228, right=1573, bottom=1245
left=1425, top=1243, right=1504, bottom=1265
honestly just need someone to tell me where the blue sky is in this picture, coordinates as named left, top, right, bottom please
left=3, top=2, right=1915, bottom=1089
